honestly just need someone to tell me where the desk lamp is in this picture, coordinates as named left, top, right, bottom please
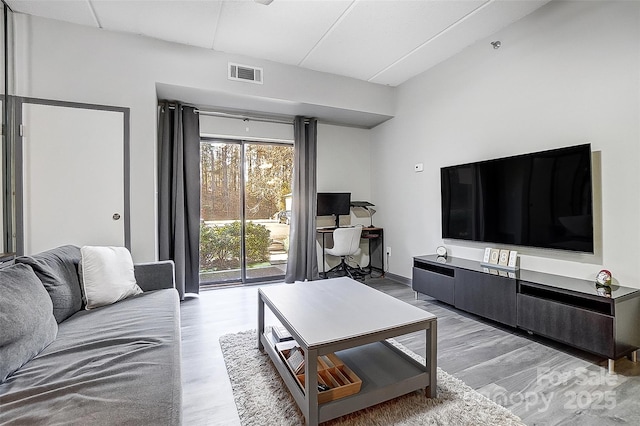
left=350, top=201, right=375, bottom=227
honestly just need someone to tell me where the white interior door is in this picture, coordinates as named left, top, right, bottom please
left=21, top=102, right=126, bottom=254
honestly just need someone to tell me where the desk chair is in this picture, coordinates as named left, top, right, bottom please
left=324, top=225, right=364, bottom=280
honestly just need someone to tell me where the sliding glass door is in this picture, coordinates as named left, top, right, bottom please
left=199, top=138, right=293, bottom=286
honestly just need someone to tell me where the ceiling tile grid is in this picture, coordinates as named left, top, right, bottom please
left=91, top=1, right=224, bottom=49
left=8, top=0, right=98, bottom=27
left=300, top=0, right=487, bottom=82
left=6, top=0, right=551, bottom=87
left=370, top=0, right=551, bottom=86
left=213, top=0, right=353, bottom=66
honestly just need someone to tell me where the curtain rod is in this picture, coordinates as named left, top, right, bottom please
left=163, top=103, right=298, bottom=125
left=197, top=109, right=295, bottom=125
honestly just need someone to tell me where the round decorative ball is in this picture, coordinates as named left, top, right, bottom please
left=596, top=269, right=612, bottom=287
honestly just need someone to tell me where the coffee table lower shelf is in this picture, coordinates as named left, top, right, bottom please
left=260, top=333, right=431, bottom=423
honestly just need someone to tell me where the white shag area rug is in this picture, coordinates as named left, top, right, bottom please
left=220, top=330, right=524, bottom=426
left=220, top=330, right=525, bottom=425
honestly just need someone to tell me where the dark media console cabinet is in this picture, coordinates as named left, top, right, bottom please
left=413, top=255, right=640, bottom=373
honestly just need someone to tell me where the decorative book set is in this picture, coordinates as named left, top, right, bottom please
left=481, top=247, right=519, bottom=272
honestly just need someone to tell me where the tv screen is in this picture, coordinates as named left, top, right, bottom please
left=317, top=192, right=351, bottom=217
left=441, top=144, right=593, bottom=252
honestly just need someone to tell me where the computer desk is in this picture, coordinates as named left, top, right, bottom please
left=317, top=227, right=384, bottom=278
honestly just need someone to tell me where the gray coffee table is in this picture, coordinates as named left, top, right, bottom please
left=258, top=277, right=437, bottom=425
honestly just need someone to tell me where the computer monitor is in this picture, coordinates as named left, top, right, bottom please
left=317, top=192, right=351, bottom=227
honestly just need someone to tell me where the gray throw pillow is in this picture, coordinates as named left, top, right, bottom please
left=0, top=263, right=58, bottom=382
left=16, top=245, right=83, bottom=323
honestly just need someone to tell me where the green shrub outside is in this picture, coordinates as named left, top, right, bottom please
left=200, top=221, right=271, bottom=271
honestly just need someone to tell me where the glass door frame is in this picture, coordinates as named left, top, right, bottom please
left=200, top=136, right=293, bottom=286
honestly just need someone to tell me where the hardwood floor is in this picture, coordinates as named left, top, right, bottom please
left=180, top=277, right=640, bottom=425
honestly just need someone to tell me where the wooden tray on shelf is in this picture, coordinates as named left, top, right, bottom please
left=276, top=341, right=362, bottom=404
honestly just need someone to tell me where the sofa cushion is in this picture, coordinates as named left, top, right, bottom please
left=0, top=264, right=58, bottom=382
left=15, top=245, right=83, bottom=323
left=79, top=246, right=143, bottom=309
left=0, top=289, right=182, bottom=425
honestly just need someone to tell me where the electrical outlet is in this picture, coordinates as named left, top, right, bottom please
left=386, top=246, right=391, bottom=256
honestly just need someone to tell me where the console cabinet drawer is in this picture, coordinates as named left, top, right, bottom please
left=412, top=267, right=455, bottom=305
left=517, top=294, right=614, bottom=358
left=412, top=255, right=640, bottom=364
left=455, top=269, right=517, bottom=327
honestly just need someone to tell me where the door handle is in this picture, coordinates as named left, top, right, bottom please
left=112, top=213, right=121, bottom=221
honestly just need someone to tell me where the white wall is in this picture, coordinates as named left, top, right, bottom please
left=317, top=124, right=372, bottom=227
left=317, top=124, right=372, bottom=270
left=371, top=1, right=640, bottom=286
left=317, top=125, right=371, bottom=196
left=13, top=14, right=393, bottom=261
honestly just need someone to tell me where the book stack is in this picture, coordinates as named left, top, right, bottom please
left=272, top=325, right=294, bottom=343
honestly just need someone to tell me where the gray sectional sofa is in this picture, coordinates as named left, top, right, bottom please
left=0, top=245, right=182, bottom=425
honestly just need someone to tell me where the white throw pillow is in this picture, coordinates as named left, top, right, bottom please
left=79, top=246, right=143, bottom=310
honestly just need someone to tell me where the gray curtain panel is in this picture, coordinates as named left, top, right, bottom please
left=285, top=117, right=319, bottom=283
left=157, top=102, right=201, bottom=298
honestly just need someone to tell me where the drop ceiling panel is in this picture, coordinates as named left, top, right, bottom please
left=7, top=0, right=552, bottom=88
left=370, top=0, right=552, bottom=86
left=213, top=0, right=352, bottom=66
left=91, top=0, right=223, bottom=49
left=7, top=0, right=97, bottom=27
left=301, top=0, right=487, bottom=82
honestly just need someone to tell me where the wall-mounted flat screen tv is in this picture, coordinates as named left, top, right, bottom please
left=441, top=144, right=593, bottom=253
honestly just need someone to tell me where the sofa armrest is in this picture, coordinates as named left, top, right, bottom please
left=134, top=261, right=176, bottom=292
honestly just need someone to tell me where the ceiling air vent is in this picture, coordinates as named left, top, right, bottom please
left=228, top=63, right=263, bottom=84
